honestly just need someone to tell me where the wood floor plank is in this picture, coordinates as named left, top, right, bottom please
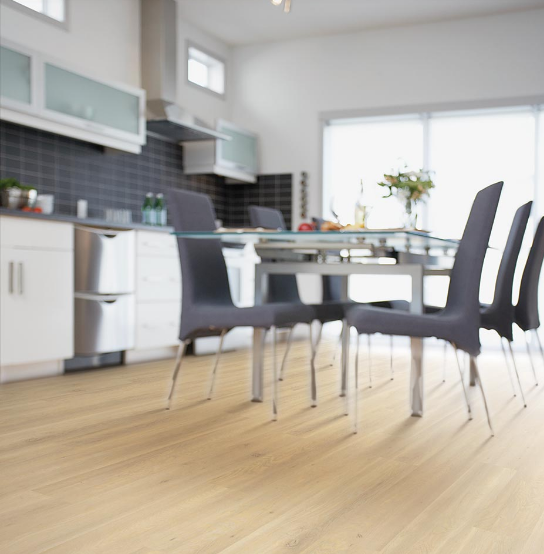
left=1, top=338, right=543, bottom=553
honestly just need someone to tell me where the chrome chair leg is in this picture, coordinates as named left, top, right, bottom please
left=442, top=341, right=448, bottom=383
left=309, top=324, right=318, bottom=407
left=207, top=330, right=227, bottom=400
left=331, top=324, right=343, bottom=366
left=525, top=332, right=539, bottom=386
left=470, top=356, right=495, bottom=437
left=390, top=335, right=394, bottom=380
left=453, top=345, right=472, bottom=420
left=271, top=326, right=278, bottom=421
left=167, top=340, right=189, bottom=409
left=278, top=327, right=294, bottom=381
left=534, top=330, right=544, bottom=365
left=353, top=333, right=360, bottom=434
left=508, top=341, right=527, bottom=408
left=367, top=335, right=372, bottom=388
left=500, top=337, right=517, bottom=398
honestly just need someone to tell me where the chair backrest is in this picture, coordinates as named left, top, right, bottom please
left=516, top=217, right=544, bottom=331
left=168, top=190, right=234, bottom=338
left=444, top=182, right=503, bottom=325
left=249, top=205, right=302, bottom=304
left=249, top=205, right=287, bottom=230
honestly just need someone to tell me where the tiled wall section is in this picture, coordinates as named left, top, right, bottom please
left=0, top=121, right=292, bottom=227
left=226, top=174, right=293, bottom=229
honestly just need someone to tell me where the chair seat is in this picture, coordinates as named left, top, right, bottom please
left=346, top=305, right=480, bottom=356
left=181, top=302, right=315, bottom=340
left=310, top=301, right=350, bottom=323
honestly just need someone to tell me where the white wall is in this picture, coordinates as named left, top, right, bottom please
left=231, top=9, right=544, bottom=227
left=0, top=0, right=141, bottom=87
left=177, top=20, right=232, bottom=125
left=0, top=0, right=233, bottom=126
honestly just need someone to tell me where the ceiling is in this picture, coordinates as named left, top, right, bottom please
left=177, top=0, right=544, bottom=46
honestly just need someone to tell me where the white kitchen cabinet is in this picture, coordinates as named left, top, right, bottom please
left=184, top=119, right=258, bottom=184
left=0, top=217, right=74, bottom=377
left=0, top=39, right=146, bottom=154
left=125, top=230, right=181, bottom=362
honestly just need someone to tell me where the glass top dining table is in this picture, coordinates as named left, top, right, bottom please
left=171, top=228, right=460, bottom=418
left=171, top=229, right=460, bottom=253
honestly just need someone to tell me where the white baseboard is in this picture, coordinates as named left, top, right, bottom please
left=0, top=360, right=64, bottom=384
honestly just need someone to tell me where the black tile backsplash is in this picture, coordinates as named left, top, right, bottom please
left=226, top=174, right=293, bottom=229
left=0, top=121, right=293, bottom=227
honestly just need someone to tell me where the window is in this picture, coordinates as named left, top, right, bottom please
left=187, top=44, right=225, bottom=97
left=8, top=0, right=66, bottom=22
left=323, top=104, right=544, bottom=338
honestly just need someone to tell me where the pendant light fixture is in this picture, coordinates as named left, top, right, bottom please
left=270, top=0, right=292, bottom=13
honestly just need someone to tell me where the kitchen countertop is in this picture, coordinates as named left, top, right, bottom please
left=0, top=208, right=174, bottom=233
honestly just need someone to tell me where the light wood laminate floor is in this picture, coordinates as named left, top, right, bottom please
left=1, top=338, right=544, bottom=553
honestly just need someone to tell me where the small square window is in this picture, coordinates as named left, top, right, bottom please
left=187, top=44, right=225, bottom=97
left=9, top=0, right=66, bottom=22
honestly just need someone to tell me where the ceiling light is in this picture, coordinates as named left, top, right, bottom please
left=270, top=0, right=292, bottom=13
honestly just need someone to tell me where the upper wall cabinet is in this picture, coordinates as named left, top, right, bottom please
left=0, top=45, right=33, bottom=108
left=184, top=119, right=259, bottom=184
left=0, top=40, right=146, bottom=154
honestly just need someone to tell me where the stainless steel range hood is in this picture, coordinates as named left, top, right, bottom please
left=141, top=0, right=230, bottom=143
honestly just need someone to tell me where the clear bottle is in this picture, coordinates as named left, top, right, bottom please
left=154, top=193, right=167, bottom=226
left=354, top=179, right=371, bottom=228
left=142, top=192, right=155, bottom=225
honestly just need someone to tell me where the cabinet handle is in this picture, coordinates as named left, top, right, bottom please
left=18, top=262, right=23, bottom=295
left=8, top=262, right=14, bottom=294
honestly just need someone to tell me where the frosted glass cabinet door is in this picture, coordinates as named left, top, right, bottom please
left=44, top=63, right=141, bottom=135
left=0, top=46, right=32, bottom=106
left=220, top=128, right=258, bottom=173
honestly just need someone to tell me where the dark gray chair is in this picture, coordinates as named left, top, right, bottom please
left=167, top=189, right=315, bottom=419
left=249, top=206, right=348, bottom=383
left=515, top=217, right=544, bottom=369
left=386, top=202, right=533, bottom=404
left=346, top=182, right=504, bottom=435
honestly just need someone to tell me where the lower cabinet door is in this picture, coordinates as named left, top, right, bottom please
left=135, top=302, right=180, bottom=350
left=0, top=247, right=74, bottom=365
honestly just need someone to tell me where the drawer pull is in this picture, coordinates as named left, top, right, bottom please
left=8, top=262, right=14, bottom=295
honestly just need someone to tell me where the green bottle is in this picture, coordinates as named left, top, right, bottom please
left=154, top=193, right=166, bottom=226
left=142, top=192, right=155, bottom=225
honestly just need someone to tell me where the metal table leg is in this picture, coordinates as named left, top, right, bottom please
left=252, top=266, right=268, bottom=402
left=409, top=265, right=425, bottom=416
left=340, top=275, right=350, bottom=397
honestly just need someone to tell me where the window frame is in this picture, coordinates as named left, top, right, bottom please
left=321, top=96, right=544, bottom=232
left=186, top=40, right=226, bottom=100
left=1, top=0, right=69, bottom=29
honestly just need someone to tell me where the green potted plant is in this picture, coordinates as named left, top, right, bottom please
left=377, top=166, right=435, bottom=229
left=0, top=178, right=37, bottom=209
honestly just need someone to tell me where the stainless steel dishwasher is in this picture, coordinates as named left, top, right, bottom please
left=74, top=226, right=135, bottom=357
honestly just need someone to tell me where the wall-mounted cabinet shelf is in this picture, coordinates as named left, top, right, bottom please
left=184, top=119, right=259, bottom=184
left=0, top=40, right=146, bottom=154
